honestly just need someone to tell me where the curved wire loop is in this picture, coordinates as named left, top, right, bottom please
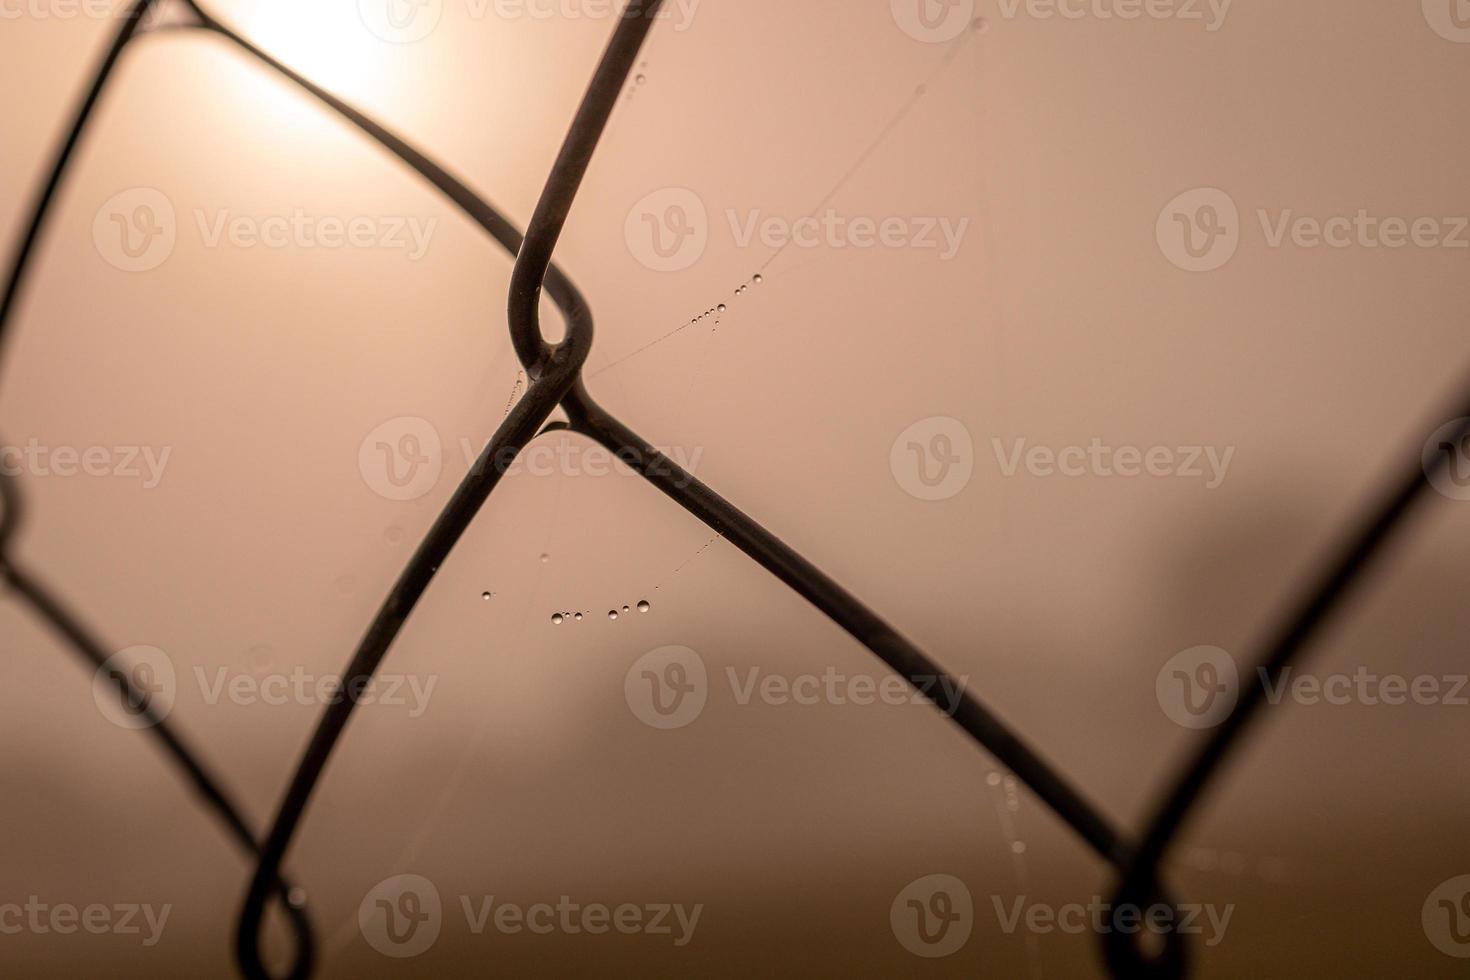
left=214, top=1, right=1183, bottom=976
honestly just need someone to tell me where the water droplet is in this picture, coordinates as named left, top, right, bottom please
left=752, top=274, right=763, bottom=284
left=1011, top=841, right=1027, bottom=855
left=608, top=610, right=619, bottom=620
left=539, top=553, right=551, bottom=564
left=481, top=591, right=493, bottom=601
left=717, top=303, right=727, bottom=313
left=288, top=887, right=308, bottom=909
left=637, top=600, right=650, bottom=612
left=574, top=612, right=584, bottom=621
left=622, top=605, right=631, bottom=613
left=551, top=613, right=564, bottom=625
left=986, top=772, right=1002, bottom=787
left=635, top=73, right=646, bottom=84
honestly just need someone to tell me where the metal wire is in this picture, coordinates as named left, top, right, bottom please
left=2, top=3, right=1461, bottom=977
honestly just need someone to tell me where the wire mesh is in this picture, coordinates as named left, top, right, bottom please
left=3, top=2, right=1466, bottom=977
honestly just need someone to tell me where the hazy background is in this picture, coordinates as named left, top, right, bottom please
left=2, top=0, right=1469, bottom=975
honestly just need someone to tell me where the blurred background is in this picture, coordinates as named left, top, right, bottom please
left=2, top=0, right=1469, bottom=975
